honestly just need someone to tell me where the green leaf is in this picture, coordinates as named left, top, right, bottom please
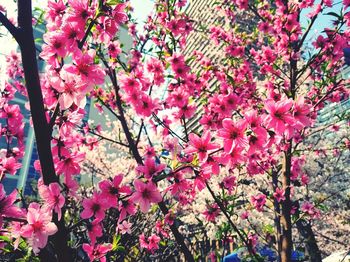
left=263, top=224, right=274, bottom=234
left=112, top=234, right=121, bottom=251
left=0, top=235, right=10, bottom=242
left=106, top=0, right=122, bottom=6
left=115, top=246, right=125, bottom=252
left=324, top=12, right=341, bottom=19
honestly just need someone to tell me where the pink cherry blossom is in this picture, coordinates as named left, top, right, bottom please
left=55, top=149, right=85, bottom=176
left=221, top=176, right=237, bottom=194
left=81, top=192, right=108, bottom=222
left=139, top=233, right=161, bottom=253
left=185, top=131, right=220, bottom=163
left=250, top=194, right=266, bottom=212
left=273, top=187, right=286, bottom=203
left=82, top=243, right=112, bottom=262
left=113, top=3, right=128, bottom=25
left=87, top=219, right=102, bottom=245
left=0, top=184, right=23, bottom=227
left=203, top=203, right=220, bottom=222
left=301, top=201, right=321, bottom=219
left=0, top=157, right=22, bottom=176
left=118, top=199, right=136, bottom=222
left=20, top=203, right=58, bottom=254
left=49, top=70, right=86, bottom=110
left=67, top=0, right=93, bottom=27
left=130, top=180, right=162, bottom=213
left=38, top=181, right=65, bottom=220
left=63, top=50, right=105, bottom=88
left=136, top=158, right=166, bottom=179
left=117, top=220, right=132, bottom=235
left=99, top=174, right=131, bottom=208
left=265, top=99, right=294, bottom=134
left=218, top=119, right=247, bottom=153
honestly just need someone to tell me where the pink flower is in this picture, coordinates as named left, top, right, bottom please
left=247, top=131, right=267, bottom=155
left=201, top=155, right=220, bottom=176
left=139, top=233, right=161, bottom=253
left=167, top=172, right=191, bottom=196
left=146, top=58, right=165, bottom=86
left=56, top=149, right=84, bottom=176
left=0, top=157, right=22, bottom=176
left=40, top=32, right=67, bottom=61
left=218, top=119, right=247, bottom=153
left=87, top=219, right=102, bottom=245
left=99, top=174, right=131, bottom=208
left=49, top=71, right=86, bottom=110
left=8, top=221, right=22, bottom=249
left=293, top=98, right=312, bottom=129
left=250, top=194, right=266, bottom=212
left=169, top=53, right=189, bottom=78
left=164, top=212, right=175, bottom=226
left=219, top=145, right=245, bottom=168
left=108, top=41, right=122, bottom=58
left=112, top=3, right=128, bottom=25
left=241, top=211, right=249, bottom=220
left=82, top=243, right=112, bottom=262
left=63, top=50, right=105, bottom=88
left=176, top=0, right=187, bottom=7
left=148, top=234, right=161, bottom=251
left=118, top=199, right=136, bottom=221
left=136, top=158, right=166, bottom=179
left=81, top=192, right=108, bottom=222
left=45, top=0, right=66, bottom=23
left=273, top=187, right=285, bottom=202
left=130, top=180, right=162, bottom=213
left=0, top=104, right=24, bottom=136
left=117, top=220, right=132, bottom=235
left=135, top=94, right=160, bottom=117
left=20, top=203, right=58, bottom=254
left=301, top=174, right=309, bottom=185
left=301, top=202, right=320, bottom=219
left=139, top=233, right=148, bottom=249
left=185, top=131, right=220, bottom=163
left=221, top=176, right=237, bottom=193
left=67, top=0, right=93, bottom=26
left=61, top=22, right=85, bottom=49
left=0, top=185, right=23, bottom=227
left=38, top=181, right=65, bottom=220
left=203, top=203, right=220, bottom=222
left=265, top=99, right=294, bottom=134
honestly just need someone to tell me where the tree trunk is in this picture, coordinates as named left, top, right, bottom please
left=17, top=1, right=70, bottom=261
left=272, top=170, right=282, bottom=260
left=280, top=145, right=293, bottom=262
left=295, top=214, right=322, bottom=262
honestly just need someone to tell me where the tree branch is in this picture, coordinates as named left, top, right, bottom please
left=0, top=12, right=19, bottom=42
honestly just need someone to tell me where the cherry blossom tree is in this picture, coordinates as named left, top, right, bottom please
left=0, top=0, right=349, bottom=261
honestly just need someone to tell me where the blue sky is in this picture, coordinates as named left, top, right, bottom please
left=300, top=1, right=344, bottom=43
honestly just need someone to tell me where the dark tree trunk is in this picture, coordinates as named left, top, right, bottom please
left=295, top=214, right=322, bottom=262
left=17, top=1, right=70, bottom=261
left=280, top=145, right=293, bottom=262
left=272, top=170, right=282, bottom=261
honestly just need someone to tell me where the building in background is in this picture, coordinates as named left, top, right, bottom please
left=2, top=18, right=133, bottom=194
left=183, top=0, right=258, bottom=134
left=2, top=22, right=45, bottom=195
left=315, top=65, right=350, bottom=135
